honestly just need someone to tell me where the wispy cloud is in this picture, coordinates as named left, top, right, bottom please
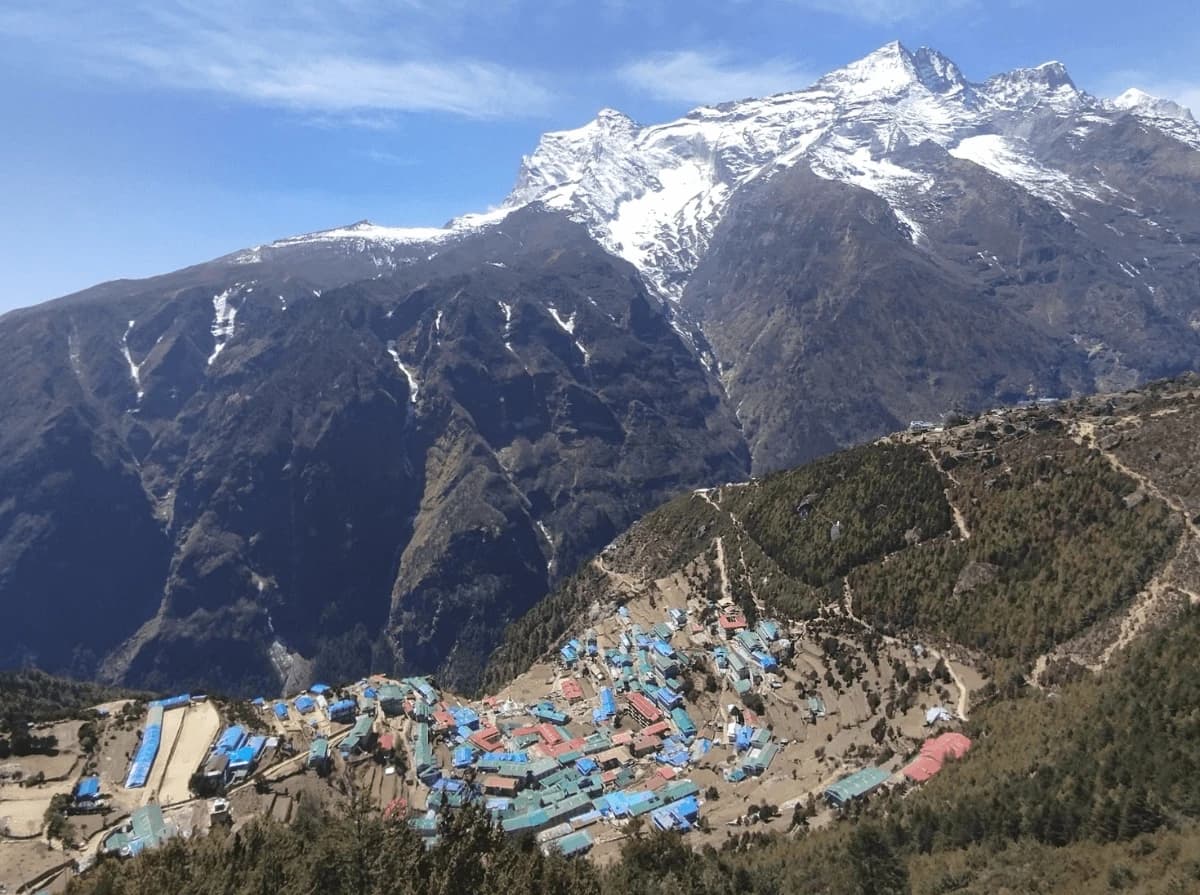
left=783, top=0, right=973, bottom=24
left=0, top=1, right=553, bottom=121
left=618, top=49, right=814, bottom=106
left=359, top=149, right=417, bottom=167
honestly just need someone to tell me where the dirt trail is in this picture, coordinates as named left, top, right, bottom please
left=1076, top=415, right=1200, bottom=604
left=1031, top=416, right=1200, bottom=683
left=695, top=488, right=722, bottom=515
left=696, top=487, right=745, bottom=530
left=1098, top=581, right=1190, bottom=667
left=924, top=446, right=971, bottom=540
left=592, top=555, right=642, bottom=594
left=713, top=536, right=732, bottom=602
left=840, top=579, right=970, bottom=720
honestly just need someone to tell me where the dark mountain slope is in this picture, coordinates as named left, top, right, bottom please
left=683, top=164, right=1090, bottom=471
left=1, top=208, right=747, bottom=693
left=5, top=43, right=1200, bottom=694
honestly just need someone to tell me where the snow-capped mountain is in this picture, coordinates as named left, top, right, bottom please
left=2, top=42, right=1198, bottom=696
left=458, top=42, right=1191, bottom=299
left=258, top=42, right=1196, bottom=307
left=1110, top=87, right=1200, bottom=150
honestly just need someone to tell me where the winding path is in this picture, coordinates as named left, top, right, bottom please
left=1030, top=415, right=1200, bottom=683
left=839, top=579, right=970, bottom=720
left=924, top=445, right=971, bottom=540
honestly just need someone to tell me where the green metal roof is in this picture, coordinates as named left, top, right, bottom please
left=502, top=809, right=548, bottom=833
left=550, top=829, right=593, bottom=856
left=545, top=792, right=594, bottom=823
left=659, top=779, right=699, bottom=802
left=825, top=766, right=891, bottom=804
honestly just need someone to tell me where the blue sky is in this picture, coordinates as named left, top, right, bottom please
left=1, top=0, right=1197, bottom=312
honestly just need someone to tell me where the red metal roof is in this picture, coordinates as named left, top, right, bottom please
left=383, top=797, right=408, bottom=820
left=469, top=726, right=504, bottom=752
left=378, top=733, right=396, bottom=751
left=632, top=734, right=662, bottom=753
left=903, top=732, right=972, bottom=783
left=482, top=775, right=518, bottom=794
left=561, top=679, right=584, bottom=701
left=641, top=720, right=671, bottom=739
left=923, top=732, right=972, bottom=762
left=611, top=730, right=633, bottom=746
left=545, top=737, right=587, bottom=758
left=537, top=723, right=563, bottom=746
left=719, top=612, right=748, bottom=630
left=626, top=692, right=662, bottom=722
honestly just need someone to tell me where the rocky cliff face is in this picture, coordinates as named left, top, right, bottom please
left=2, top=42, right=1198, bottom=693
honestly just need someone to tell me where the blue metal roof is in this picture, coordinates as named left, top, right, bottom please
left=453, top=746, right=476, bottom=768
left=75, top=776, right=100, bottom=799
left=327, top=698, right=357, bottom=719
left=228, top=745, right=256, bottom=768
left=124, top=706, right=164, bottom=789
left=214, top=726, right=246, bottom=754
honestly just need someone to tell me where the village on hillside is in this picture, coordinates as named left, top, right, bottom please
left=0, top=547, right=983, bottom=892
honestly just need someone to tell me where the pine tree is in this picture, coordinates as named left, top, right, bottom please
left=847, top=822, right=910, bottom=895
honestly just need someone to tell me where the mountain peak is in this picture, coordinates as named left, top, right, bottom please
left=1033, top=60, right=1075, bottom=87
left=1113, top=87, right=1196, bottom=122
left=596, top=107, right=636, bottom=126
left=820, top=41, right=920, bottom=100
left=821, top=42, right=974, bottom=101
left=980, top=59, right=1081, bottom=112
left=912, top=46, right=969, bottom=95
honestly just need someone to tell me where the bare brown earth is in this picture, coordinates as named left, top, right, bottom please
left=488, top=529, right=980, bottom=841
left=158, top=702, right=221, bottom=806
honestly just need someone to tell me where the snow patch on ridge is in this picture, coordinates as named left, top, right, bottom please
left=208, top=287, right=240, bottom=366
left=386, top=341, right=420, bottom=404
left=535, top=520, right=555, bottom=572
left=809, top=138, right=931, bottom=243
left=547, top=306, right=576, bottom=335
left=498, top=301, right=517, bottom=355
left=121, top=319, right=144, bottom=402
left=949, top=134, right=1104, bottom=211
